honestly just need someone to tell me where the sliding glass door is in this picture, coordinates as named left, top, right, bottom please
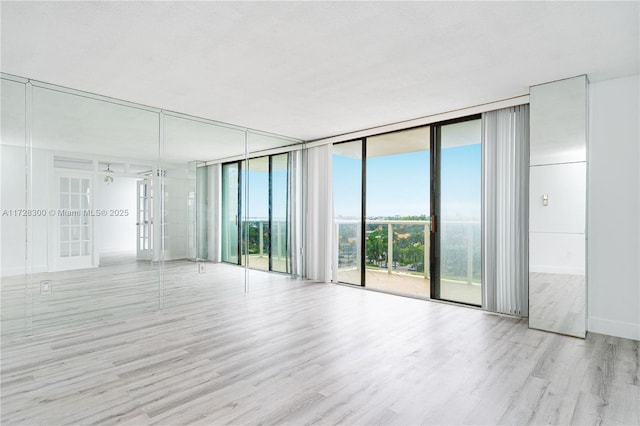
left=432, top=117, right=482, bottom=305
left=332, top=115, right=482, bottom=307
left=333, top=141, right=363, bottom=286
left=366, top=128, right=430, bottom=297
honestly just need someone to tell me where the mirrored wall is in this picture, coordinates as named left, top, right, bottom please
left=0, top=73, right=304, bottom=336
left=529, top=76, right=587, bottom=338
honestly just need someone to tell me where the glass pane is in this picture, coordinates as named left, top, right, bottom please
left=1, top=81, right=161, bottom=338
left=366, top=127, right=430, bottom=297
left=60, top=177, right=69, bottom=192
left=61, top=226, right=70, bottom=242
left=333, top=141, right=362, bottom=285
left=242, top=156, right=269, bottom=271
left=70, top=194, right=80, bottom=209
left=439, top=119, right=482, bottom=305
left=271, top=153, right=289, bottom=273
left=221, top=162, right=239, bottom=264
left=70, top=178, right=80, bottom=193
left=70, top=242, right=81, bottom=257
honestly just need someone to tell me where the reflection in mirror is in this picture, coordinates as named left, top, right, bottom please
left=245, top=131, right=305, bottom=290
left=33, top=86, right=160, bottom=333
left=530, top=76, right=587, bottom=166
left=1, top=77, right=28, bottom=335
left=0, top=74, right=305, bottom=336
left=241, top=156, right=270, bottom=271
left=0, top=81, right=162, bottom=336
left=162, top=114, right=247, bottom=308
left=529, top=76, right=587, bottom=338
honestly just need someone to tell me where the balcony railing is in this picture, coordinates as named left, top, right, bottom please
left=336, top=219, right=481, bottom=285
left=241, top=218, right=481, bottom=285
left=241, top=219, right=287, bottom=256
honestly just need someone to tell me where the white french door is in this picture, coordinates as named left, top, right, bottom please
left=136, top=179, right=153, bottom=260
left=56, top=174, right=93, bottom=270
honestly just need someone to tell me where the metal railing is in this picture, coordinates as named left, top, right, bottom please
left=336, top=218, right=480, bottom=284
left=241, top=218, right=286, bottom=257
left=241, top=217, right=480, bottom=284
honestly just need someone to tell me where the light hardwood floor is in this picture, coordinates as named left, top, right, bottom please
left=1, top=261, right=638, bottom=425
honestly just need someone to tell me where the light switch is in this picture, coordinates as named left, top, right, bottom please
left=543, top=193, right=549, bottom=206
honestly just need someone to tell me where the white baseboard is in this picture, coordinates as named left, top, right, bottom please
left=1, top=264, right=48, bottom=277
left=588, top=316, right=640, bottom=341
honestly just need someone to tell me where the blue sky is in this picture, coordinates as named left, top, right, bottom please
left=240, top=143, right=482, bottom=220
left=242, top=168, right=288, bottom=219
left=334, top=144, right=481, bottom=220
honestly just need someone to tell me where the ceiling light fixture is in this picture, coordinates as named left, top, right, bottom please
left=104, top=164, right=114, bottom=185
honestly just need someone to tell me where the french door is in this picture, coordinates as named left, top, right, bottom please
left=136, top=179, right=153, bottom=261
left=56, top=174, right=93, bottom=271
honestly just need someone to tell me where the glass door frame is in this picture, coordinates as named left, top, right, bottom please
left=430, top=114, right=482, bottom=307
left=332, top=114, right=483, bottom=307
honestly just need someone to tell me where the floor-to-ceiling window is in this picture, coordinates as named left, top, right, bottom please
left=433, top=118, right=482, bottom=305
left=365, top=127, right=431, bottom=297
left=333, top=141, right=363, bottom=286
left=332, top=116, right=482, bottom=306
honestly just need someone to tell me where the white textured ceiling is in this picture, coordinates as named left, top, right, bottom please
left=1, top=1, right=638, bottom=141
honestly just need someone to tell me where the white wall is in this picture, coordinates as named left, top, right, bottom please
left=96, top=177, right=137, bottom=253
left=588, top=74, right=640, bottom=341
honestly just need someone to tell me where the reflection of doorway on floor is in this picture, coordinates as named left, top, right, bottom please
left=97, top=176, right=138, bottom=267
left=99, top=250, right=138, bottom=266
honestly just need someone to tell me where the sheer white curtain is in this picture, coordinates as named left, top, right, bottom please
left=482, top=105, right=530, bottom=316
left=288, top=149, right=304, bottom=278
left=304, top=144, right=334, bottom=282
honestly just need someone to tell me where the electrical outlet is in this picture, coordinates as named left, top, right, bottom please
left=40, top=280, right=52, bottom=295
left=198, top=262, right=206, bottom=274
